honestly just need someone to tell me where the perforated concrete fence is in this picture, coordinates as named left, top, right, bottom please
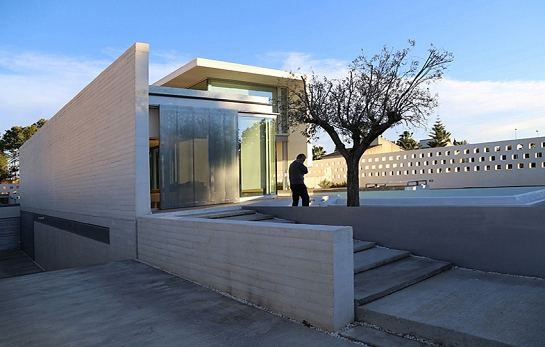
left=137, top=211, right=354, bottom=331
left=307, top=137, right=545, bottom=189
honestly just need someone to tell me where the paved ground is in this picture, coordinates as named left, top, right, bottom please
left=0, top=259, right=359, bottom=347
left=3, top=249, right=544, bottom=346
left=358, top=268, right=545, bottom=347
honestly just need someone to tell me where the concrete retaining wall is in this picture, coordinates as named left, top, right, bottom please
left=246, top=205, right=545, bottom=279
left=137, top=214, right=354, bottom=331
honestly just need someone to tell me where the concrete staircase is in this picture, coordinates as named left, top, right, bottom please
left=342, top=239, right=452, bottom=346
left=187, top=211, right=545, bottom=346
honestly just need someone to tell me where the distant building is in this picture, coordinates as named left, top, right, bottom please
left=0, top=183, right=20, bottom=205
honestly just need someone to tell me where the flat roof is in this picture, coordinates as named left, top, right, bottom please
left=153, top=58, right=303, bottom=88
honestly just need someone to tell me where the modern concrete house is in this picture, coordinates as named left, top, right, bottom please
left=18, top=43, right=356, bottom=331
left=19, top=43, right=309, bottom=268
left=15, top=43, right=545, bottom=335
left=150, top=57, right=313, bottom=207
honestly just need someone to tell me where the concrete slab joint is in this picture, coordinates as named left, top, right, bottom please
left=137, top=213, right=354, bottom=331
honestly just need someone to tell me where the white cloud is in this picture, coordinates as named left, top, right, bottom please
left=261, top=52, right=349, bottom=79
left=2, top=49, right=544, bottom=152
left=270, top=52, right=545, bottom=149
left=427, top=79, right=545, bottom=143
left=0, top=50, right=110, bottom=132
left=149, top=50, right=191, bottom=84
left=0, top=49, right=190, bottom=133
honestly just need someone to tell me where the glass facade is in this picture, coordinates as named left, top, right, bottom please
left=239, top=116, right=276, bottom=197
left=157, top=105, right=276, bottom=208
left=152, top=79, right=280, bottom=209
left=159, top=105, right=239, bottom=208
left=207, top=79, right=277, bottom=102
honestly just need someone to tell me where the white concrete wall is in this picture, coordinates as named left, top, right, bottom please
left=137, top=213, right=354, bottom=332
left=19, top=43, right=150, bottom=269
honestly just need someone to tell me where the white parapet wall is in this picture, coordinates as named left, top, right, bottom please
left=137, top=212, right=354, bottom=332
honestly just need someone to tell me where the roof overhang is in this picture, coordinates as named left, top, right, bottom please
left=152, top=58, right=304, bottom=88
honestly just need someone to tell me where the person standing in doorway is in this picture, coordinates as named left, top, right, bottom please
left=289, top=153, right=310, bottom=206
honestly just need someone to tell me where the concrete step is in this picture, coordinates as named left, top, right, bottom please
left=354, top=256, right=451, bottom=305
left=354, top=247, right=410, bottom=274
left=188, top=209, right=295, bottom=223
left=188, top=209, right=257, bottom=219
left=340, top=325, right=431, bottom=347
left=224, top=213, right=275, bottom=221
left=356, top=268, right=545, bottom=347
left=353, top=239, right=376, bottom=252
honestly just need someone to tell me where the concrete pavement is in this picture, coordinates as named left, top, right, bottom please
left=2, top=247, right=544, bottom=346
left=0, top=259, right=359, bottom=347
left=356, top=268, right=545, bottom=347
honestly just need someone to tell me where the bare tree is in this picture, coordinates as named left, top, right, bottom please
left=285, top=41, right=453, bottom=206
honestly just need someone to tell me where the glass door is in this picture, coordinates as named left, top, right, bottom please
left=239, top=116, right=276, bottom=197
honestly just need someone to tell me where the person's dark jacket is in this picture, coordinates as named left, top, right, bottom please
left=289, top=160, right=308, bottom=185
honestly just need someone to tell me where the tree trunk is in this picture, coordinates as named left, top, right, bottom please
left=345, top=156, right=360, bottom=206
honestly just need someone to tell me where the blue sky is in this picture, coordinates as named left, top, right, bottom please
left=1, top=0, right=545, bottom=152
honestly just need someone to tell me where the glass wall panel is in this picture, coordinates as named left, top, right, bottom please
left=209, top=109, right=239, bottom=204
left=207, top=79, right=276, bottom=100
left=266, top=119, right=277, bottom=194
left=239, top=116, right=276, bottom=197
left=177, top=107, right=196, bottom=207
left=192, top=108, right=210, bottom=205
left=159, top=105, right=238, bottom=208
left=159, top=105, right=180, bottom=209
